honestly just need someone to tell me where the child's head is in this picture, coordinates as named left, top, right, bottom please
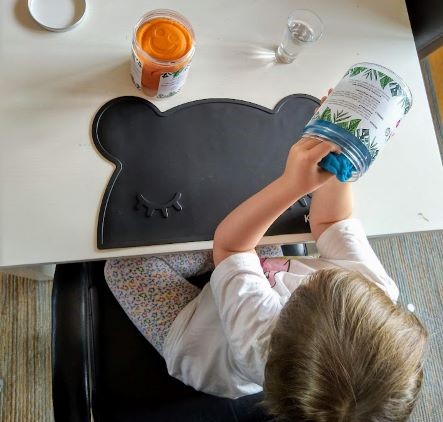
left=263, top=268, right=427, bottom=422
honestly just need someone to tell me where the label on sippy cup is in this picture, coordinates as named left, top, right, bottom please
left=307, top=64, right=412, bottom=162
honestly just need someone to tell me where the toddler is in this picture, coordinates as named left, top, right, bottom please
left=105, top=135, right=427, bottom=421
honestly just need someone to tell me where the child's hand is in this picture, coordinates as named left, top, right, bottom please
left=282, top=136, right=340, bottom=196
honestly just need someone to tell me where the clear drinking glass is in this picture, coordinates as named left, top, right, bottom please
left=276, top=10, right=324, bottom=64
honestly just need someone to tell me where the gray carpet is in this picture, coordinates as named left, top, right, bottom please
left=0, top=275, right=53, bottom=422
left=369, top=231, right=443, bottom=421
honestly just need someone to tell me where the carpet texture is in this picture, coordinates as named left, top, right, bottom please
left=369, top=232, right=443, bottom=421
left=0, top=274, right=53, bottom=422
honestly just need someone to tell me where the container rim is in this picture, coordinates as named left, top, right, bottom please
left=287, top=9, right=324, bottom=43
left=303, top=120, right=372, bottom=180
left=133, top=9, right=196, bottom=67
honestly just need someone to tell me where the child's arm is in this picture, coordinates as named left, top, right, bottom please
left=308, top=90, right=353, bottom=241
left=308, top=178, right=353, bottom=241
left=213, top=138, right=339, bottom=265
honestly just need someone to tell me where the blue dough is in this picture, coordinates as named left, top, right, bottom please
left=319, top=153, right=355, bottom=182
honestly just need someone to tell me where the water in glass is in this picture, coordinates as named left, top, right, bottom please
left=277, top=20, right=315, bottom=63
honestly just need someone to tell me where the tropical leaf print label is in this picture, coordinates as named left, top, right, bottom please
left=308, top=63, right=412, bottom=162
left=157, top=64, right=191, bottom=98
left=130, top=49, right=143, bottom=91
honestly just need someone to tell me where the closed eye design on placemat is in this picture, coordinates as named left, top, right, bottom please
left=136, top=192, right=183, bottom=218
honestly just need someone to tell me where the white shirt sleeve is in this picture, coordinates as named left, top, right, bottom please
left=210, top=252, right=282, bottom=385
left=316, top=219, right=399, bottom=302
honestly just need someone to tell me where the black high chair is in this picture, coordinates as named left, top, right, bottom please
left=51, top=244, right=306, bottom=421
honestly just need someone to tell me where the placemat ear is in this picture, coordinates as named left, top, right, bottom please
left=92, top=96, right=162, bottom=164
left=274, top=94, right=319, bottom=128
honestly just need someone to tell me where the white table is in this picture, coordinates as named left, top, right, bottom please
left=1, top=0, right=442, bottom=267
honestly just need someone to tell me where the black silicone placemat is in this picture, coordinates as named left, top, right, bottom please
left=92, top=95, right=319, bottom=249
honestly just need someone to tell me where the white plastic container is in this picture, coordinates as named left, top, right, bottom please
left=304, top=63, right=413, bottom=179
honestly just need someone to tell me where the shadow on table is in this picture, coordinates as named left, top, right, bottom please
left=2, top=59, right=134, bottom=119
left=65, top=60, right=134, bottom=97
left=14, top=0, right=42, bottom=32
left=218, top=41, right=280, bottom=67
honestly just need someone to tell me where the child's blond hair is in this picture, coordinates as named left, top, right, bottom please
left=263, top=268, right=427, bottom=421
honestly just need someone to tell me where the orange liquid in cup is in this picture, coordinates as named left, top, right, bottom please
left=132, top=13, right=194, bottom=97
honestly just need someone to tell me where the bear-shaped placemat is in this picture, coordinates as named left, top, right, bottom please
left=92, top=95, right=319, bottom=249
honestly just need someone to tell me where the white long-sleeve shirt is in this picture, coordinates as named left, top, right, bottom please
left=162, top=219, right=399, bottom=399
